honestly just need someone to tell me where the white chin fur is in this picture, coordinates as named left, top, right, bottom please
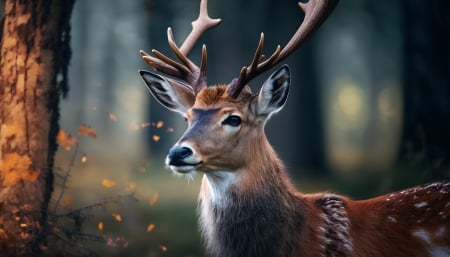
left=169, top=165, right=196, bottom=174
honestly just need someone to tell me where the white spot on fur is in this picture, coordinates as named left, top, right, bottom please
left=431, top=248, right=450, bottom=257
left=413, top=230, right=431, bottom=244
left=412, top=230, right=450, bottom=257
left=424, top=183, right=440, bottom=190
left=387, top=216, right=397, bottom=223
left=415, top=201, right=428, bottom=208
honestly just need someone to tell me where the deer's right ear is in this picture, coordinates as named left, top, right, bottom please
left=139, top=70, right=195, bottom=114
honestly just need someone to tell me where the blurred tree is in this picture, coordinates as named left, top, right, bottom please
left=401, top=0, right=450, bottom=173
left=0, top=0, right=74, bottom=255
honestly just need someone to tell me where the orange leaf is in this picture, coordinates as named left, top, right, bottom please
left=149, top=192, right=159, bottom=206
left=78, top=124, right=97, bottom=138
left=98, top=222, right=104, bottom=231
left=102, top=178, right=117, bottom=188
left=127, top=182, right=137, bottom=190
left=152, top=135, right=160, bottom=142
left=112, top=213, right=122, bottom=222
left=156, top=120, right=164, bottom=128
left=57, top=130, right=77, bottom=151
left=146, top=224, right=155, bottom=233
left=81, top=154, right=88, bottom=163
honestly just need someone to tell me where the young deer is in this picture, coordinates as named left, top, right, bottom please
left=139, top=0, right=450, bottom=256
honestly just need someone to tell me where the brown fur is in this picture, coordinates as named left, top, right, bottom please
left=190, top=87, right=450, bottom=257
left=152, top=83, right=450, bottom=257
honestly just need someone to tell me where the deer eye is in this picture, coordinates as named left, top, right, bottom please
left=222, top=115, right=241, bottom=127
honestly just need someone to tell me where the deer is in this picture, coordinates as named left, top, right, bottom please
left=138, top=0, right=450, bottom=256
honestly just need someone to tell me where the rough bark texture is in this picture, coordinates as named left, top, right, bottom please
left=0, top=0, right=74, bottom=255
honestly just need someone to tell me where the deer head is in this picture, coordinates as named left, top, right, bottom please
left=139, top=0, right=338, bottom=175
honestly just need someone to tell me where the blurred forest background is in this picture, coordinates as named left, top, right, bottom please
left=6, top=0, right=447, bottom=256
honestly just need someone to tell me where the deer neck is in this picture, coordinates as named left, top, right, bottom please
left=199, top=130, right=296, bottom=208
left=198, top=132, right=304, bottom=257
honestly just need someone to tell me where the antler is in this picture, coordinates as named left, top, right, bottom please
left=140, top=0, right=221, bottom=94
left=226, top=0, right=339, bottom=98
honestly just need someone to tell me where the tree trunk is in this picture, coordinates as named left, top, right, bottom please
left=401, top=0, right=450, bottom=170
left=0, top=0, right=74, bottom=255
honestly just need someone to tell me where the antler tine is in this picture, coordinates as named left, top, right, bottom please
left=141, top=50, right=187, bottom=78
left=194, top=45, right=208, bottom=94
left=180, top=0, right=222, bottom=54
left=277, top=0, right=338, bottom=61
left=141, top=0, right=221, bottom=94
left=227, top=34, right=281, bottom=98
left=227, top=0, right=339, bottom=98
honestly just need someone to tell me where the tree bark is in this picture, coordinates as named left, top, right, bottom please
left=401, top=0, right=450, bottom=169
left=0, top=0, right=74, bottom=255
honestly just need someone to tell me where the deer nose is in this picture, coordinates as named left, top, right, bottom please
left=167, top=146, right=193, bottom=166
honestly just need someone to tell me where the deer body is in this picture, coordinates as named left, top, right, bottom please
left=139, top=0, right=450, bottom=256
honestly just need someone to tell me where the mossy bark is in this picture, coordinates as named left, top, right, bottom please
left=0, top=0, right=74, bottom=255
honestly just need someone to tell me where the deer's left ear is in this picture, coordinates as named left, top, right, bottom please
left=253, top=64, right=290, bottom=116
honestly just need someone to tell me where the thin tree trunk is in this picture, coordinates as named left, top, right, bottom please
left=0, top=0, right=74, bottom=255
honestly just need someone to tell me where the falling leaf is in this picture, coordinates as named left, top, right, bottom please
left=127, top=182, right=137, bottom=190
left=152, top=135, right=160, bottom=142
left=149, top=192, right=159, bottom=206
left=81, top=154, right=88, bottom=163
left=108, top=112, right=117, bottom=121
left=167, top=127, right=174, bottom=133
left=102, top=178, right=117, bottom=188
left=112, top=213, right=122, bottom=222
left=78, top=124, right=97, bottom=138
left=146, top=224, right=155, bottom=233
left=129, top=121, right=140, bottom=131
left=156, top=120, right=164, bottom=128
left=141, top=122, right=152, bottom=128
left=57, top=130, right=77, bottom=151
left=160, top=245, right=168, bottom=252
left=98, top=222, right=104, bottom=231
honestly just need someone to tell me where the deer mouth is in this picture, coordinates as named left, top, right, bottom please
left=168, top=161, right=202, bottom=173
